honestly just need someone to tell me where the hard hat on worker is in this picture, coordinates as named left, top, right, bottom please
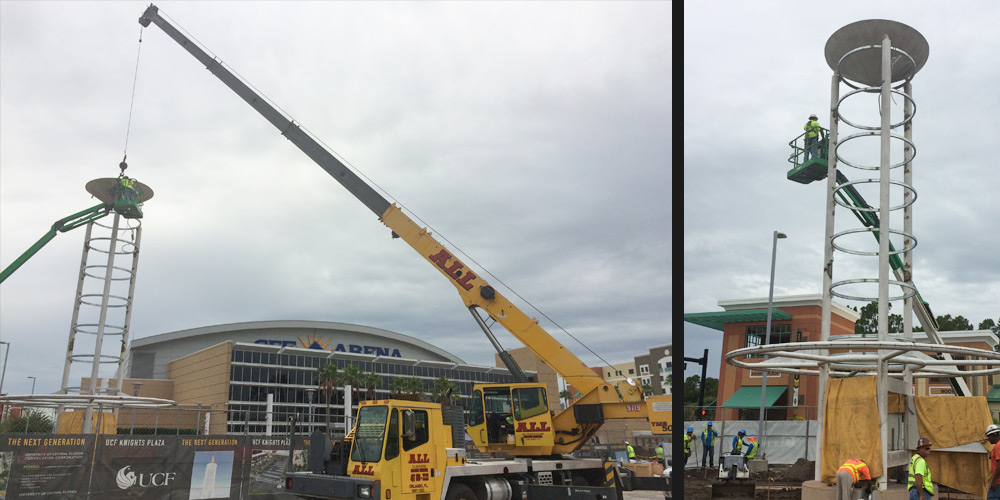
left=916, top=437, right=932, bottom=449
left=738, top=429, right=746, bottom=435
left=687, top=427, right=694, bottom=432
left=987, top=424, right=1000, bottom=436
left=809, top=113, right=818, bottom=120
left=707, top=421, right=713, bottom=426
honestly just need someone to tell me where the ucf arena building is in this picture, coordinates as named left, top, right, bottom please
left=120, top=320, right=525, bottom=435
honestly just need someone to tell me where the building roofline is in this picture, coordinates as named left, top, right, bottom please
left=718, top=294, right=861, bottom=322
left=231, top=342, right=530, bottom=374
left=131, top=320, right=465, bottom=364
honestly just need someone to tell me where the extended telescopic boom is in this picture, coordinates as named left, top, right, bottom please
left=138, top=5, right=620, bottom=399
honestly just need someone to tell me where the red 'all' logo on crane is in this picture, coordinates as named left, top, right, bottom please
left=515, top=421, right=551, bottom=432
left=428, top=250, right=478, bottom=290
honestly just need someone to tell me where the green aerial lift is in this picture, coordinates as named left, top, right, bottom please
left=785, top=131, right=974, bottom=397
left=0, top=175, right=149, bottom=284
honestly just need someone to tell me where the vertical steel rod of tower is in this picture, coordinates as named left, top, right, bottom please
left=758, top=230, right=785, bottom=455
left=875, top=36, right=892, bottom=491
left=816, top=70, right=841, bottom=482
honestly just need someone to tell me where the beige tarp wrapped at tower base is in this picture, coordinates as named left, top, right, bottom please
left=913, top=395, right=993, bottom=500
left=57, top=410, right=117, bottom=434
left=822, top=376, right=994, bottom=498
left=821, top=376, right=883, bottom=482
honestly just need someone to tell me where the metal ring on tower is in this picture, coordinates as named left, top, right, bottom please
left=835, top=132, right=917, bottom=171
left=832, top=178, right=917, bottom=212
left=837, top=87, right=916, bottom=131
left=831, top=227, right=917, bottom=257
left=829, top=277, right=917, bottom=302
left=836, top=45, right=917, bottom=91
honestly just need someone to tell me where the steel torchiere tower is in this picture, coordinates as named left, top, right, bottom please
left=60, top=176, right=152, bottom=433
left=817, top=20, right=928, bottom=487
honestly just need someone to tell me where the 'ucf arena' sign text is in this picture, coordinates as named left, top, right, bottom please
left=254, top=339, right=403, bottom=357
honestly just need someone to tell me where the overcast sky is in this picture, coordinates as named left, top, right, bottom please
left=0, top=2, right=671, bottom=396
left=685, top=3, right=1000, bottom=383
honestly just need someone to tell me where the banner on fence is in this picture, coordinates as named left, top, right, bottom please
left=0, top=434, right=309, bottom=499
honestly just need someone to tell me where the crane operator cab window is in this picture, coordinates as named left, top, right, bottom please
left=476, top=387, right=515, bottom=445
left=470, top=385, right=551, bottom=446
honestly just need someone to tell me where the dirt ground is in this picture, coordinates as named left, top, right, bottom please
left=681, top=458, right=814, bottom=500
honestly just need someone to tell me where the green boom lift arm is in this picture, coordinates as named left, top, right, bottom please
left=0, top=203, right=111, bottom=284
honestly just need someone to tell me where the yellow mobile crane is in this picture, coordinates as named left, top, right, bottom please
left=139, top=5, right=666, bottom=500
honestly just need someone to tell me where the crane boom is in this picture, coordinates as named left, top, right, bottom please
left=138, top=5, right=614, bottom=397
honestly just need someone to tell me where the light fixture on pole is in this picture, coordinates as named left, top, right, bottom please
left=757, top=231, right=786, bottom=457
left=27, top=376, right=36, bottom=395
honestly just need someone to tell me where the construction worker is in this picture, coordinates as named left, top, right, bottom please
left=117, top=176, right=136, bottom=202
left=987, top=424, right=1000, bottom=500
left=654, top=442, right=665, bottom=468
left=743, top=434, right=758, bottom=460
left=683, top=428, right=694, bottom=466
left=625, top=440, right=636, bottom=463
left=803, top=113, right=825, bottom=161
left=908, top=437, right=933, bottom=500
left=701, top=421, right=719, bottom=468
left=732, top=429, right=746, bottom=455
left=835, top=458, right=872, bottom=500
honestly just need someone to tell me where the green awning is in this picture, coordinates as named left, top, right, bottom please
left=721, top=386, right=787, bottom=409
left=683, top=309, right=793, bottom=332
left=987, top=384, right=1000, bottom=403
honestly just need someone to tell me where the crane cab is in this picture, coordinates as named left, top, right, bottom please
left=467, top=383, right=555, bottom=455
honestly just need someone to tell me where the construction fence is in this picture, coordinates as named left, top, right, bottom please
left=683, top=405, right=820, bottom=466
left=2, top=402, right=356, bottom=437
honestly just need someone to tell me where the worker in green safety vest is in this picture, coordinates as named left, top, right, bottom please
left=908, top=437, right=934, bottom=500
left=683, top=428, right=693, bottom=467
left=743, top=434, right=758, bottom=460
left=625, top=441, right=636, bottom=462
left=654, top=442, right=665, bottom=468
left=731, top=429, right=745, bottom=455
left=117, top=176, right=136, bottom=202
left=803, top=113, right=825, bottom=161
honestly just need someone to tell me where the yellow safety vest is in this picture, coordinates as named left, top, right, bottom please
left=744, top=436, right=758, bottom=459
left=907, top=454, right=933, bottom=494
left=804, top=120, right=822, bottom=138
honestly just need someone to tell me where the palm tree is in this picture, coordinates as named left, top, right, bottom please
left=363, top=372, right=381, bottom=402
left=0, top=409, right=54, bottom=433
left=317, top=363, right=340, bottom=437
left=406, top=377, right=425, bottom=400
left=641, top=383, right=655, bottom=396
left=392, top=377, right=408, bottom=398
left=340, top=364, right=364, bottom=408
left=431, top=376, right=458, bottom=405
left=559, top=389, right=573, bottom=408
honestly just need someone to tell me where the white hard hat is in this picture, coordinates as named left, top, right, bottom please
left=809, top=113, right=818, bottom=119
left=624, top=441, right=629, bottom=444
left=987, top=424, right=1000, bottom=436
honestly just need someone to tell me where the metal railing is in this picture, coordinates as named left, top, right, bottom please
left=788, top=128, right=830, bottom=168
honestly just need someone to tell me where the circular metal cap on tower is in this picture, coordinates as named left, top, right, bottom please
left=825, top=19, right=929, bottom=87
left=86, top=178, right=155, bottom=204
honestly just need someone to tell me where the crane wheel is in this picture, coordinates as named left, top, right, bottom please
left=445, top=483, right=477, bottom=500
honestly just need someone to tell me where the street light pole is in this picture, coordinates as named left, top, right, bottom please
left=306, top=389, right=316, bottom=435
left=27, top=376, right=36, bottom=395
left=757, top=231, right=786, bottom=458
left=0, top=341, right=9, bottom=397
left=130, top=382, right=143, bottom=435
